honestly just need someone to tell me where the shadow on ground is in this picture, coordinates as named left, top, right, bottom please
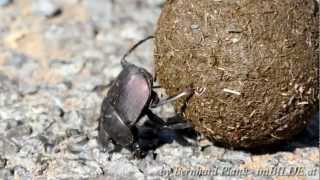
left=136, top=112, right=319, bottom=156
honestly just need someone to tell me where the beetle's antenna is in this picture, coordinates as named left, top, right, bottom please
left=121, top=35, right=155, bottom=66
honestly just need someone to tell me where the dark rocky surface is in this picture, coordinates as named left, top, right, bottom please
left=0, top=0, right=318, bottom=179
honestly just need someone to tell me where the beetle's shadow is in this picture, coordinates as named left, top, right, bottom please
left=136, top=112, right=319, bottom=157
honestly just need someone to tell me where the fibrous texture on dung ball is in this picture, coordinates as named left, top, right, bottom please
left=155, top=0, right=319, bottom=148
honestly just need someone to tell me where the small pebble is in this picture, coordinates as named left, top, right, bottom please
left=5, top=52, right=28, bottom=68
left=0, top=0, right=12, bottom=7
left=0, top=169, right=13, bottom=179
left=6, top=125, right=33, bottom=139
left=0, top=138, right=19, bottom=156
left=0, top=156, right=7, bottom=168
left=13, top=166, right=32, bottom=180
left=32, top=0, right=61, bottom=17
left=18, top=83, right=39, bottom=95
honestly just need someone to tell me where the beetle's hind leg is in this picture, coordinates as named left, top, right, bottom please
left=150, top=87, right=194, bottom=108
left=165, top=115, right=193, bottom=130
left=148, top=87, right=194, bottom=130
left=145, top=109, right=193, bottom=130
left=144, top=110, right=197, bottom=147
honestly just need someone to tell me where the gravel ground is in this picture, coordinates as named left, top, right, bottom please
left=0, top=0, right=319, bottom=179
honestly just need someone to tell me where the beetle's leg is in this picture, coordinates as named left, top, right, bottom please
left=150, top=88, right=194, bottom=108
left=131, top=126, right=164, bottom=158
left=92, top=81, right=113, bottom=92
left=144, top=109, right=166, bottom=126
left=166, top=122, right=192, bottom=130
left=152, top=85, right=161, bottom=89
left=165, top=115, right=193, bottom=130
left=149, top=91, right=160, bottom=108
left=121, top=36, right=154, bottom=67
left=145, top=109, right=192, bottom=130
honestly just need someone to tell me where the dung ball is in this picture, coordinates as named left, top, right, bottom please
left=155, top=0, right=319, bottom=148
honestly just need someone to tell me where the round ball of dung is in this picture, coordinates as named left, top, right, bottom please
left=155, top=0, right=319, bottom=148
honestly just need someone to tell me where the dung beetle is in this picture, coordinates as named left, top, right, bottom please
left=98, top=36, right=194, bottom=156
